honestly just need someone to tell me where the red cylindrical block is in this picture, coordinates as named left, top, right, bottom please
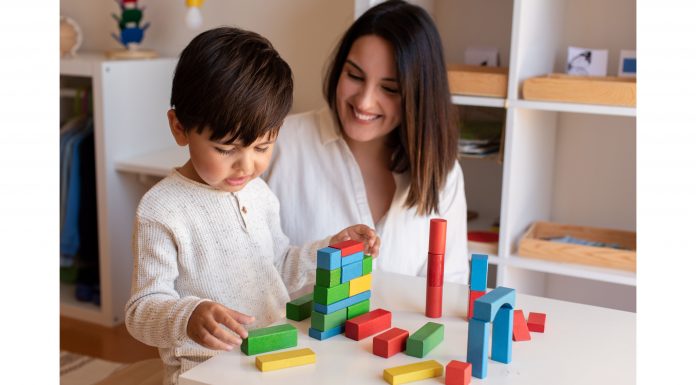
left=427, top=252, right=444, bottom=287
left=428, top=219, right=447, bottom=254
left=425, top=285, right=443, bottom=318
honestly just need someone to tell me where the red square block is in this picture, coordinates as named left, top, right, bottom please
left=373, top=327, right=409, bottom=358
left=329, top=239, right=364, bottom=256
left=512, top=309, right=531, bottom=341
left=528, top=312, right=546, bottom=333
left=467, top=290, right=486, bottom=320
left=445, top=360, right=471, bottom=385
left=345, top=308, right=392, bottom=340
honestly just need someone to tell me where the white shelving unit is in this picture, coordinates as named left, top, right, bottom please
left=60, top=53, right=178, bottom=326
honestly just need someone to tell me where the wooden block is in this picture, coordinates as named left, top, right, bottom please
left=466, top=318, right=489, bottom=379
left=428, top=219, right=447, bottom=254
left=308, top=324, right=344, bottom=340
left=329, top=239, right=364, bottom=256
left=406, top=322, right=444, bottom=358
left=522, top=73, right=636, bottom=107
left=470, top=254, right=488, bottom=292
left=341, top=260, right=363, bottom=283
left=425, top=285, right=442, bottom=318
left=314, top=290, right=371, bottom=314
left=472, top=287, right=516, bottom=323
left=527, top=312, right=546, bottom=333
left=383, top=360, right=443, bottom=385
left=342, top=250, right=364, bottom=266
left=286, top=292, right=313, bottom=321
left=241, top=324, right=297, bottom=356
left=427, top=253, right=444, bottom=287
left=310, top=309, right=347, bottom=332
left=447, top=64, right=508, bottom=97
left=491, top=306, right=513, bottom=363
left=347, top=299, right=370, bottom=319
left=445, top=360, right=471, bottom=385
left=373, top=327, right=409, bottom=358
left=512, top=309, right=531, bottom=341
left=255, top=348, right=316, bottom=372
left=316, top=267, right=341, bottom=288
left=317, top=247, right=341, bottom=270
left=363, top=255, right=373, bottom=275
left=467, top=290, right=486, bottom=320
left=349, top=273, right=372, bottom=296
left=313, top=282, right=349, bottom=305
left=345, top=308, right=391, bottom=341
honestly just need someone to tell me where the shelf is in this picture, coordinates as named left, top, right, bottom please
left=497, top=255, right=636, bottom=286
left=511, top=100, right=636, bottom=117
left=451, top=95, right=506, bottom=108
left=60, top=52, right=107, bottom=77
left=115, top=146, right=188, bottom=178
left=60, top=283, right=106, bottom=324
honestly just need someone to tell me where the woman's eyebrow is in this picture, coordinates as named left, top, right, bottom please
left=346, top=59, right=398, bottom=83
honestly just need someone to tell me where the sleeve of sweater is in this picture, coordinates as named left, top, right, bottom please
left=125, top=216, right=208, bottom=349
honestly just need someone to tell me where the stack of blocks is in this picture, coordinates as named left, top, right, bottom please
left=309, top=239, right=373, bottom=340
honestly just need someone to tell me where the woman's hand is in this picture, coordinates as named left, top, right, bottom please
left=187, top=301, right=255, bottom=351
left=330, top=224, right=381, bottom=257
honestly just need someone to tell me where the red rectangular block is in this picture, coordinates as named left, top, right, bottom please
left=345, top=308, right=392, bottom=341
left=426, top=285, right=442, bottom=318
left=528, top=312, right=546, bottom=333
left=445, top=360, right=471, bottom=385
left=467, top=290, right=486, bottom=320
left=512, top=309, right=531, bottom=341
left=373, top=327, right=409, bottom=358
left=329, top=239, right=364, bottom=256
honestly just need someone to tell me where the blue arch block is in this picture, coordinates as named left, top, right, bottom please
left=473, top=287, right=516, bottom=322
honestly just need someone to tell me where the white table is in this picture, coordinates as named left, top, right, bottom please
left=179, top=271, right=635, bottom=385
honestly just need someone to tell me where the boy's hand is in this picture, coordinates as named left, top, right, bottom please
left=330, top=224, right=381, bottom=258
left=187, top=301, right=255, bottom=351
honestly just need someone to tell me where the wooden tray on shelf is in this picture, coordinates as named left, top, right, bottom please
left=518, top=221, right=636, bottom=272
left=522, top=73, right=636, bottom=107
left=447, top=64, right=508, bottom=98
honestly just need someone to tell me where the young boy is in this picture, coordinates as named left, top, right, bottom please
left=125, top=27, right=380, bottom=384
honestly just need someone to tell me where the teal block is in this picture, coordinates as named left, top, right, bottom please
left=341, top=260, right=363, bottom=283
left=467, top=318, right=489, bottom=379
left=342, top=251, right=364, bottom=266
left=491, top=306, right=513, bottom=363
left=313, top=290, right=371, bottom=314
left=470, top=254, right=488, bottom=291
left=473, top=287, right=516, bottom=322
left=308, top=324, right=344, bottom=340
left=317, top=247, right=341, bottom=270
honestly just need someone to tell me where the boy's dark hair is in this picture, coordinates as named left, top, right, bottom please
left=171, top=27, right=293, bottom=145
left=324, top=0, right=458, bottom=216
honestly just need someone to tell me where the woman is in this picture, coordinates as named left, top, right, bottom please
left=265, top=0, right=469, bottom=284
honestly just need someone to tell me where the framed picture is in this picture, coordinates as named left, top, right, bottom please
left=618, top=50, right=636, bottom=77
left=567, top=46, right=608, bottom=76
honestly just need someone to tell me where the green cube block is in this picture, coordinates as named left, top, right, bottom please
left=310, top=309, right=347, bottom=331
left=316, top=267, right=341, bottom=288
left=362, top=255, right=373, bottom=275
left=347, top=299, right=370, bottom=319
left=241, top=323, right=297, bottom=356
left=406, top=322, right=444, bottom=358
left=313, top=282, right=349, bottom=305
left=286, top=292, right=313, bottom=321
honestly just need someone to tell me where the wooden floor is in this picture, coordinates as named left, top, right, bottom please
left=60, top=316, right=159, bottom=363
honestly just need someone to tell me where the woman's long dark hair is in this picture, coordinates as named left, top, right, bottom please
left=324, top=0, right=458, bottom=215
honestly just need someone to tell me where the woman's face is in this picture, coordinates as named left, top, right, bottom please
left=336, top=34, right=402, bottom=145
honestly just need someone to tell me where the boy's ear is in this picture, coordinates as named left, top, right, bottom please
left=168, top=109, right=189, bottom=146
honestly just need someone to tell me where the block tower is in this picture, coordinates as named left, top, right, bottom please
left=468, top=254, right=488, bottom=320
left=426, top=219, right=446, bottom=318
left=308, top=239, right=373, bottom=340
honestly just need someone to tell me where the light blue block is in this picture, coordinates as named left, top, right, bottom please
left=491, top=305, right=513, bottom=363
left=313, top=290, right=371, bottom=314
left=341, top=251, right=364, bottom=266
left=473, top=287, right=516, bottom=323
left=470, top=254, right=489, bottom=291
left=467, top=318, right=490, bottom=379
left=309, top=324, right=344, bottom=340
left=340, top=260, right=363, bottom=283
left=317, top=247, right=341, bottom=270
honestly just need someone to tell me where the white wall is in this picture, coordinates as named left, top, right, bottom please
left=60, top=0, right=355, bottom=113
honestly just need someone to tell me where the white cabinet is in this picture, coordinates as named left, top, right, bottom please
left=60, top=54, right=179, bottom=326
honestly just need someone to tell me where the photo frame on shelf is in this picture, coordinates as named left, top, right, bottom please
left=464, top=46, right=500, bottom=67
left=566, top=46, right=608, bottom=76
left=618, top=50, right=636, bottom=77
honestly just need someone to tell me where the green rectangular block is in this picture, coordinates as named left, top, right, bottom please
left=310, top=309, right=347, bottom=331
left=241, top=324, right=297, bottom=356
left=316, top=267, right=341, bottom=288
left=362, top=255, right=373, bottom=275
left=313, top=282, right=349, bottom=305
left=347, top=299, right=370, bottom=319
left=406, top=322, right=444, bottom=358
left=286, top=292, right=313, bottom=321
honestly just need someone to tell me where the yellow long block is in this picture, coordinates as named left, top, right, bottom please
left=383, top=360, right=443, bottom=385
left=255, top=348, right=316, bottom=372
left=349, top=273, right=372, bottom=296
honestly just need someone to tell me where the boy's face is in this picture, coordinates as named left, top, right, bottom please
left=168, top=110, right=276, bottom=193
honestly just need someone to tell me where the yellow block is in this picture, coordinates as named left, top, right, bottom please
left=383, top=360, right=443, bottom=385
left=349, top=273, right=372, bottom=296
left=255, top=348, right=316, bottom=372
